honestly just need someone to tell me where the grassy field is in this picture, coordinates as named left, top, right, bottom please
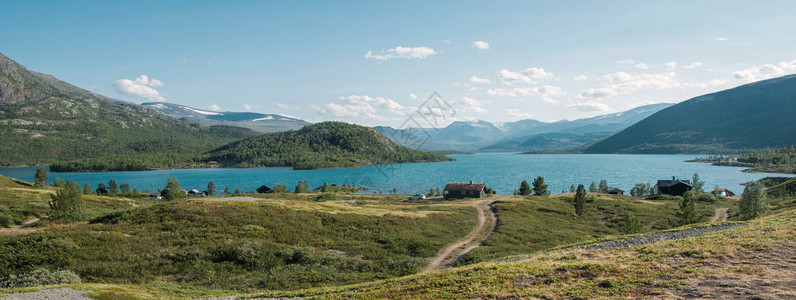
left=3, top=173, right=791, bottom=299
left=245, top=206, right=796, bottom=299
left=457, top=193, right=738, bottom=265
left=0, top=191, right=476, bottom=295
left=0, top=176, right=142, bottom=228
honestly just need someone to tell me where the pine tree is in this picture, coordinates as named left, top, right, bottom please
left=569, top=184, right=575, bottom=193
left=49, top=181, right=85, bottom=221
left=518, top=180, right=531, bottom=196
left=108, top=179, right=119, bottom=196
left=428, top=188, right=435, bottom=196
left=589, top=182, right=598, bottom=193
left=692, top=173, right=704, bottom=193
left=207, top=182, right=216, bottom=196
left=53, top=178, right=65, bottom=188
left=234, top=188, right=241, bottom=195
left=163, top=175, right=184, bottom=201
left=673, top=191, right=699, bottom=226
left=532, top=176, right=548, bottom=196
left=33, top=167, right=48, bottom=188
left=598, top=180, right=609, bottom=193
left=97, top=182, right=107, bottom=195
left=83, top=182, right=92, bottom=195
left=574, top=184, right=586, bottom=216
left=120, top=183, right=130, bottom=194
left=435, top=187, right=440, bottom=195
left=224, top=187, right=231, bottom=195
left=321, top=182, right=329, bottom=192
left=739, top=182, right=768, bottom=220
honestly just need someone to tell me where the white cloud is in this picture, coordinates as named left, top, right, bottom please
left=708, top=79, right=727, bottom=86
left=665, top=61, right=677, bottom=71
left=635, top=63, right=649, bottom=70
left=409, top=93, right=418, bottom=100
left=276, top=103, right=291, bottom=109
left=243, top=104, right=252, bottom=111
left=473, top=41, right=490, bottom=50
left=568, top=101, right=610, bottom=112
left=487, top=85, right=563, bottom=104
left=579, top=71, right=712, bottom=99
left=573, top=75, right=588, bottom=81
left=316, top=95, right=410, bottom=120
left=505, top=108, right=534, bottom=119
left=715, top=37, right=728, bottom=42
left=453, top=97, right=488, bottom=113
left=113, top=75, right=165, bottom=101
left=497, top=67, right=553, bottom=84
left=469, top=75, right=491, bottom=84
left=616, top=59, right=635, bottom=65
left=209, top=104, right=221, bottom=111
left=732, top=60, right=796, bottom=82
left=365, top=46, right=438, bottom=60
left=684, top=62, right=703, bottom=69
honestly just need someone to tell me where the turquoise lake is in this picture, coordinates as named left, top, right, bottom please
left=0, top=154, right=791, bottom=195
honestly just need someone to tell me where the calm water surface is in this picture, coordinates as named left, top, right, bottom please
left=1, top=154, right=791, bottom=195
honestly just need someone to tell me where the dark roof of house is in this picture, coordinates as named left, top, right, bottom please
left=607, top=188, right=624, bottom=193
left=444, top=182, right=486, bottom=192
left=656, top=179, right=692, bottom=188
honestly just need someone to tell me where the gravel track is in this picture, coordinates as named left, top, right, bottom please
left=0, top=287, right=92, bottom=300
left=498, top=223, right=747, bottom=264
left=578, top=223, right=747, bottom=251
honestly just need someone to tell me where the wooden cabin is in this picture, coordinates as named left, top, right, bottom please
left=443, top=181, right=487, bottom=200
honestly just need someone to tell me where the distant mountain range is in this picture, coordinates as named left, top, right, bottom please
left=584, top=74, right=796, bottom=154
left=0, top=53, right=258, bottom=167
left=376, top=103, right=672, bottom=152
left=142, top=102, right=310, bottom=133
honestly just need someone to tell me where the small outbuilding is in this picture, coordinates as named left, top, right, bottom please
left=606, top=188, right=624, bottom=195
left=443, top=181, right=487, bottom=200
left=256, top=185, right=272, bottom=194
left=656, top=177, right=693, bottom=196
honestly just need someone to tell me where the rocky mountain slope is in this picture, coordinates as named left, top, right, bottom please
left=0, top=53, right=257, bottom=166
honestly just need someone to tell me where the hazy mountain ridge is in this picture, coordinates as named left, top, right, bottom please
left=142, top=102, right=310, bottom=133
left=376, top=103, right=672, bottom=152
left=584, top=74, right=796, bottom=154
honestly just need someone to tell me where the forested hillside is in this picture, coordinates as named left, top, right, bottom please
left=584, top=74, right=796, bottom=153
left=0, top=53, right=258, bottom=166
left=205, top=121, right=453, bottom=169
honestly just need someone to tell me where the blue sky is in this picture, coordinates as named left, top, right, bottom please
left=2, top=0, right=795, bottom=127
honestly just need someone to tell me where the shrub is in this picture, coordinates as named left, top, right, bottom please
left=314, top=193, right=336, bottom=202
left=0, top=268, right=81, bottom=289
left=49, top=181, right=85, bottom=221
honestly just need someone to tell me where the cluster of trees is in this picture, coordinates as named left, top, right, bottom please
left=426, top=187, right=442, bottom=197
left=514, top=177, right=548, bottom=196
left=737, top=146, right=796, bottom=173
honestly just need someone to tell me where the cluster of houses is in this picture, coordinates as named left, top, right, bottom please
left=438, top=176, right=734, bottom=200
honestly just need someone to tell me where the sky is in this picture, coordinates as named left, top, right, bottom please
left=2, top=0, right=796, bottom=127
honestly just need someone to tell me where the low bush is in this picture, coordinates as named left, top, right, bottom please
left=0, top=268, right=82, bottom=289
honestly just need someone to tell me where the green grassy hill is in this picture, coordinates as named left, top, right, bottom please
left=584, top=74, right=796, bottom=154
left=256, top=209, right=794, bottom=299
left=205, top=121, right=453, bottom=169
left=0, top=53, right=257, bottom=167
left=0, top=194, right=475, bottom=295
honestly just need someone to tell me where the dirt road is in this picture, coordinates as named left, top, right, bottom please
left=422, top=196, right=503, bottom=272
left=711, top=207, right=728, bottom=222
